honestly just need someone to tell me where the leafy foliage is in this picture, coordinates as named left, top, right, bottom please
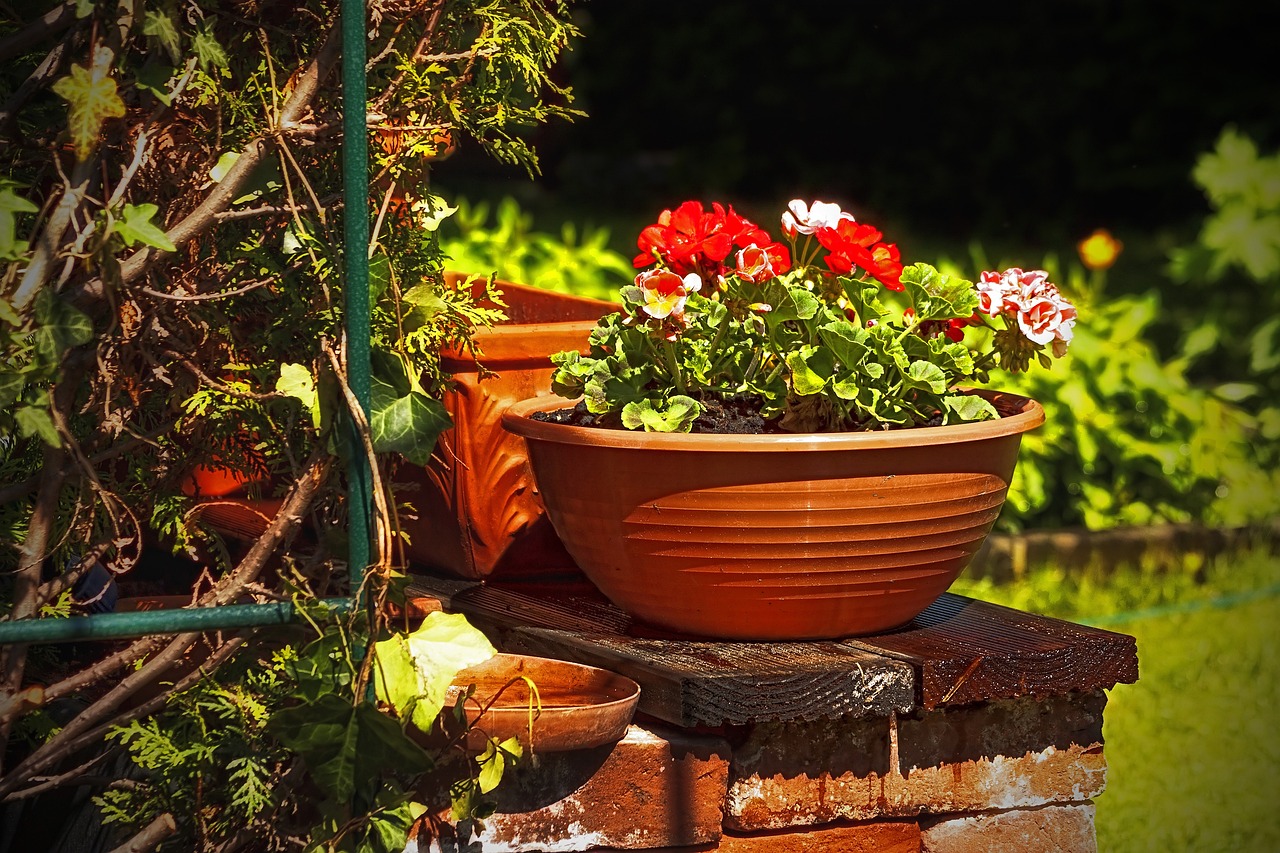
left=436, top=196, right=634, bottom=300
left=97, top=606, right=530, bottom=852
left=1, top=0, right=582, bottom=848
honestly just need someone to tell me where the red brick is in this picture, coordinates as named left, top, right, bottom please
left=726, top=692, right=1107, bottom=830
left=920, top=803, right=1097, bottom=853
left=468, top=723, right=730, bottom=851
left=627, top=820, right=922, bottom=852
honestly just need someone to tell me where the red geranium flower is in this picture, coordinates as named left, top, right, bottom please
left=634, top=201, right=778, bottom=282
left=816, top=220, right=903, bottom=290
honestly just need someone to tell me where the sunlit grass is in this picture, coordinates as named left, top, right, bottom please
left=955, top=549, right=1280, bottom=852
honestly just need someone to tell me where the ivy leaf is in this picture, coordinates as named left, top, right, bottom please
left=134, top=63, right=176, bottom=106
left=142, top=9, right=183, bottom=64
left=52, top=47, right=126, bottom=162
left=209, top=151, right=239, bottom=183
left=372, top=612, right=496, bottom=733
left=276, top=363, right=320, bottom=428
left=192, top=21, right=229, bottom=72
left=15, top=404, right=59, bottom=446
left=401, top=282, right=445, bottom=322
left=268, top=695, right=430, bottom=809
left=476, top=735, right=523, bottom=794
left=33, top=290, right=93, bottom=365
left=0, top=372, right=23, bottom=408
left=0, top=181, right=37, bottom=261
left=116, top=203, right=177, bottom=252
left=369, top=382, right=452, bottom=465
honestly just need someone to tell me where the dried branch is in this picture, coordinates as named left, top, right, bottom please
left=0, top=2, right=77, bottom=65
left=108, top=812, right=177, bottom=853
left=71, top=24, right=344, bottom=305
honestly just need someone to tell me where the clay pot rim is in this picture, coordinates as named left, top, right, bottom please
left=502, top=389, right=1045, bottom=452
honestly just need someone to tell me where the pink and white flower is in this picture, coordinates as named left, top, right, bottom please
left=978, top=268, right=1077, bottom=353
left=637, top=269, right=702, bottom=319
left=781, top=199, right=855, bottom=236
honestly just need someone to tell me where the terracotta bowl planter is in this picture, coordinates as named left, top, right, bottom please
left=501, top=390, right=1045, bottom=640
left=438, top=653, right=640, bottom=752
left=395, top=272, right=616, bottom=580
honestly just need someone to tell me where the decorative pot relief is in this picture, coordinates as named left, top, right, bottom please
left=393, top=274, right=615, bottom=580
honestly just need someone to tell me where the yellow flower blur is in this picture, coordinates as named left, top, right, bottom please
left=1077, top=228, right=1123, bottom=271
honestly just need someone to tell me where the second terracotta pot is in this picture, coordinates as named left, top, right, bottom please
left=502, top=391, right=1045, bottom=640
left=395, top=272, right=617, bottom=580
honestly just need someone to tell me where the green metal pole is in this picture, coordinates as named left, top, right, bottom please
left=0, top=600, right=354, bottom=645
left=341, top=0, right=373, bottom=601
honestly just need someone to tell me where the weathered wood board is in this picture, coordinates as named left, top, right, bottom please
left=406, top=575, right=1139, bottom=727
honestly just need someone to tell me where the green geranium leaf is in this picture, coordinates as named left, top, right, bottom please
left=785, top=347, right=829, bottom=396
left=621, top=395, right=702, bottom=432
left=116, top=203, right=177, bottom=252
left=818, top=321, right=871, bottom=368
left=51, top=47, right=126, bottom=162
left=900, top=263, right=978, bottom=321
left=369, top=384, right=452, bottom=465
left=373, top=611, right=496, bottom=733
left=944, top=394, right=999, bottom=423
left=904, top=360, right=947, bottom=394
left=831, top=371, right=862, bottom=401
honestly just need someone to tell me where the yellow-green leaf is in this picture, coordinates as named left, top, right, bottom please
left=52, top=47, right=126, bottom=162
left=276, top=362, right=320, bottom=427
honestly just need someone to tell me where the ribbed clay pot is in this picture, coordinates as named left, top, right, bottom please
left=501, top=390, right=1045, bottom=640
left=394, top=272, right=616, bottom=580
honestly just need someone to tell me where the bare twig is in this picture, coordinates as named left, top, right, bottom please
left=139, top=279, right=271, bottom=301
left=107, top=812, right=177, bottom=853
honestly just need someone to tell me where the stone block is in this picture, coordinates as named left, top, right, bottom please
left=457, top=723, right=731, bottom=852
left=920, top=803, right=1097, bottom=852
left=726, top=691, right=1106, bottom=830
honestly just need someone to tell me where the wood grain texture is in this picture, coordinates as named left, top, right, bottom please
left=406, top=577, right=1139, bottom=725
left=844, top=594, right=1140, bottom=710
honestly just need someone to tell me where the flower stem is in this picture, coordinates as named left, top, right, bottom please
left=662, top=339, right=687, bottom=393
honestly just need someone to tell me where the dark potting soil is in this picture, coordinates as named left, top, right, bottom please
left=530, top=396, right=786, bottom=435
left=528, top=392, right=1017, bottom=434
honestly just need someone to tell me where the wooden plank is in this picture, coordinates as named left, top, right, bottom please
left=845, top=594, right=1140, bottom=710
left=406, top=576, right=1139, bottom=725
left=488, top=625, right=915, bottom=728
left=407, top=576, right=913, bottom=726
